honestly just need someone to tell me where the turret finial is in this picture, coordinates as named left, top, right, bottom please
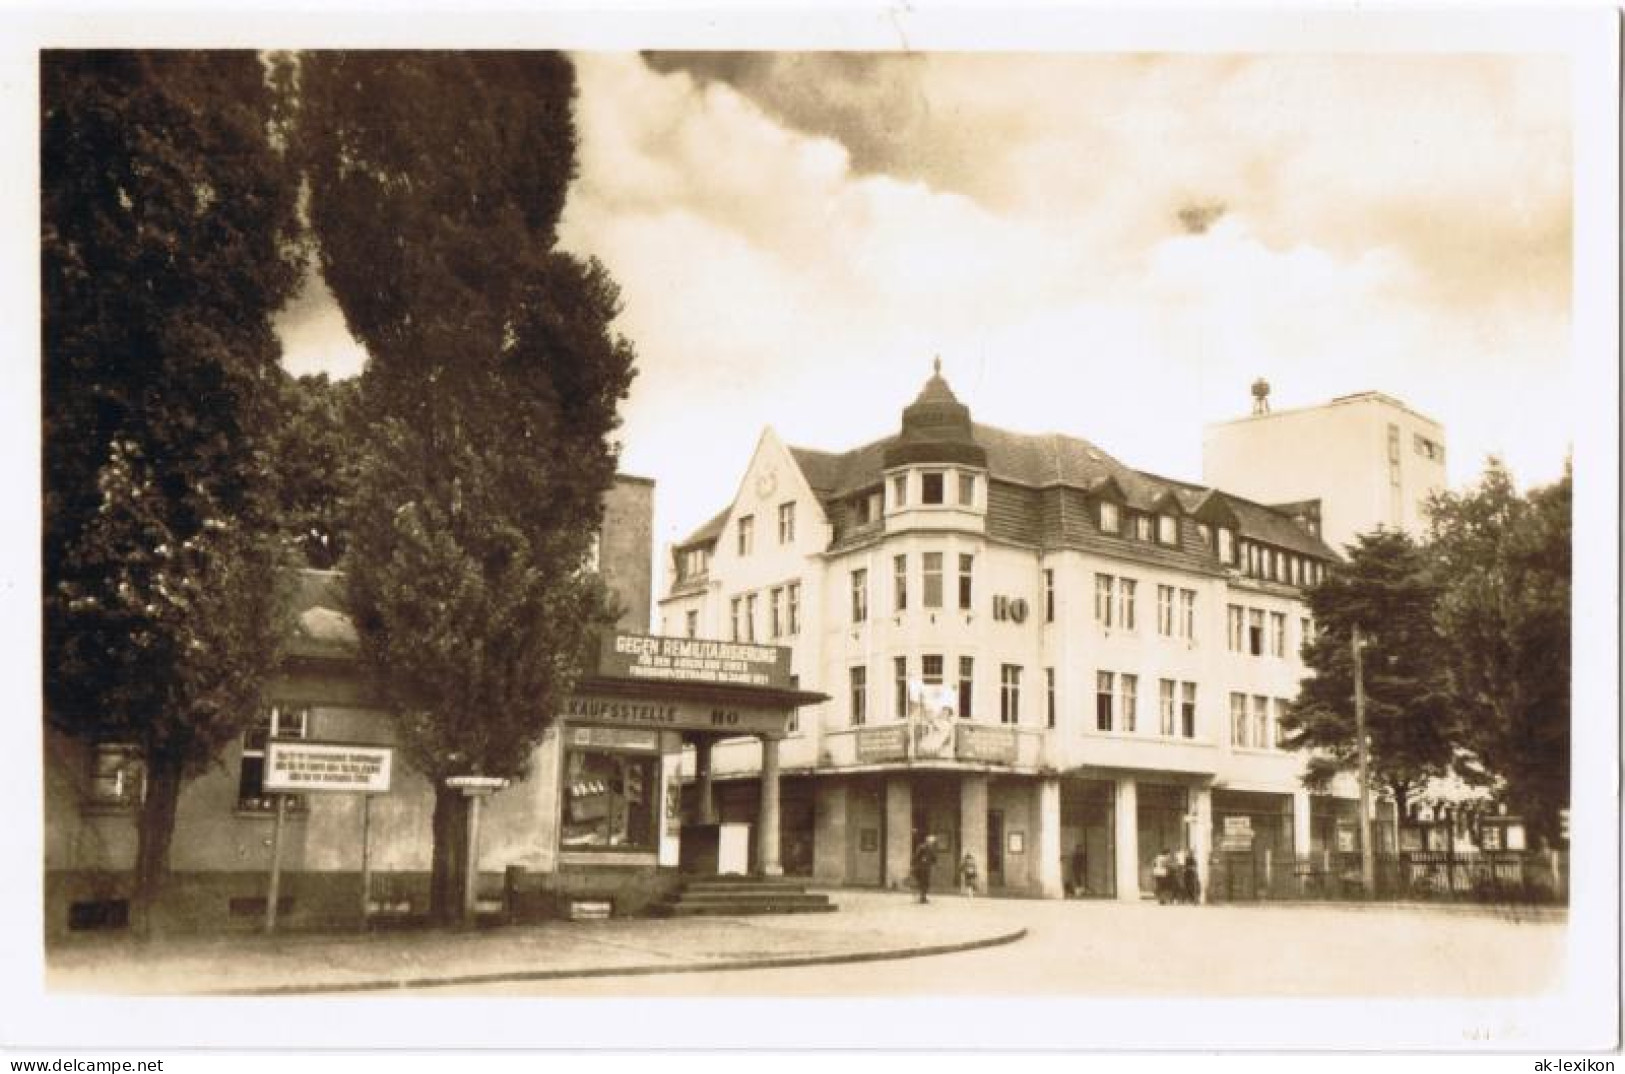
left=933, top=355, right=942, bottom=376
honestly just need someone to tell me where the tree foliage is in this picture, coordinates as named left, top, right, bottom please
left=1281, top=530, right=1456, bottom=812
left=297, top=52, right=637, bottom=920
left=273, top=372, right=363, bottom=569
left=42, top=50, right=304, bottom=931
left=1426, top=460, right=1571, bottom=845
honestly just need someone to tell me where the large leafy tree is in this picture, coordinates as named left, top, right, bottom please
left=273, top=372, right=363, bottom=570
left=1281, top=530, right=1456, bottom=822
left=1427, top=460, right=1571, bottom=846
left=297, top=52, right=637, bottom=922
left=42, top=51, right=304, bottom=933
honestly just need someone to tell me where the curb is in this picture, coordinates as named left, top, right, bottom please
left=204, top=926, right=1030, bottom=997
left=1209, top=900, right=1568, bottom=921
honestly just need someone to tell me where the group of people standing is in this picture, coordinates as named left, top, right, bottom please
left=911, top=835, right=1203, bottom=905
left=1151, top=847, right=1201, bottom=904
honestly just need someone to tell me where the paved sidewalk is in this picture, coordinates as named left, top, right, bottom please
left=44, top=890, right=1023, bottom=996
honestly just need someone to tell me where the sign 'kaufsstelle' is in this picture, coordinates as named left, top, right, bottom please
left=598, top=633, right=793, bottom=690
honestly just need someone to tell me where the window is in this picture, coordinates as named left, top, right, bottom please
left=1269, top=612, right=1286, bottom=657
left=922, top=653, right=944, bottom=688
left=894, top=656, right=909, bottom=719
left=89, top=743, right=143, bottom=808
left=778, top=501, right=796, bottom=544
left=685, top=609, right=698, bottom=638
left=1196, top=522, right=1212, bottom=548
left=1121, top=674, right=1138, bottom=733
left=787, top=675, right=800, bottom=733
left=1157, top=585, right=1174, bottom=637
left=1096, top=671, right=1115, bottom=731
left=730, top=597, right=742, bottom=641
left=1248, top=609, right=1264, bottom=656
left=958, top=657, right=975, bottom=719
left=679, top=547, right=709, bottom=580
left=1159, top=679, right=1176, bottom=736
left=1135, top=514, right=1153, bottom=541
left=1226, top=605, right=1244, bottom=651
left=921, top=471, right=945, bottom=505
left=1229, top=692, right=1247, bottom=747
left=894, top=554, right=908, bottom=613
left=958, top=472, right=976, bottom=506
left=959, top=554, right=975, bottom=611
left=1046, top=668, right=1056, bottom=729
left=849, top=666, right=868, bottom=726
left=1218, top=527, right=1235, bottom=564
left=854, top=491, right=881, bottom=526
left=238, top=704, right=308, bottom=811
left=1179, top=589, right=1197, bottom=641
left=851, top=569, right=868, bottom=623
left=562, top=747, right=658, bottom=851
left=1181, top=683, right=1197, bottom=738
left=891, top=474, right=907, bottom=509
left=1118, top=578, right=1137, bottom=631
left=922, top=552, right=943, bottom=608
left=744, top=593, right=757, bottom=642
left=1099, top=501, right=1120, bottom=534
left=737, top=514, right=754, bottom=556
left=999, top=665, right=1022, bottom=725
left=1252, top=695, right=1269, bottom=749
left=1158, top=514, right=1177, bottom=545
left=1273, top=698, right=1288, bottom=748
left=1095, top=574, right=1115, bottom=627
left=770, top=587, right=784, bottom=638
left=1043, top=568, right=1054, bottom=622
left=1289, top=556, right=1301, bottom=586
left=787, top=582, right=801, bottom=635
left=1300, top=616, right=1312, bottom=651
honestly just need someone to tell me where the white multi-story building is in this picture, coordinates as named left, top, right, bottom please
left=1203, top=386, right=1448, bottom=554
left=661, top=366, right=1364, bottom=900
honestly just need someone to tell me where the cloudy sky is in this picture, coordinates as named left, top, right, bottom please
left=276, top=50, right=1574, bottom=570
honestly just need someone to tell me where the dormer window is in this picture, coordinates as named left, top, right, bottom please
left=1217, top=527, right=1234, bottom=564
left=958, top=472, right=976, bottom=506
left=679, top=547, right=709, bottom=580
left=1157, top=514, right=1177, bottom=545
left=1099, top=501, right=1120, bottom=534
left=921, top=471, right=945, bottom=505
left=1134, top=514, right=1153, bottom=542
left=891, top=474, right=908, bottom=509
left=1196, top=522, right=1212, bottom=548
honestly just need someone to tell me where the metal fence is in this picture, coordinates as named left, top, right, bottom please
left=1206, top=849, right=1569, bottom=906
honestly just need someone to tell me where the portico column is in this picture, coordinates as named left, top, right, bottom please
left=1114, top=777, right=1140, bottom=901
left=757, top=735, right=783, bottom=877
left=1035, top=777, right=1064, bottom=899
left=1292, top=788, right=1312, bottom=859
left=885, top=776, right=913, bottom=889
left=695, top=738, right=717, bottom=824
left=959, top=775, right=989, bottom=894
left=1192, top=785, right=1214, bottom=904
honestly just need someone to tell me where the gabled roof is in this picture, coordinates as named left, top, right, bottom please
left=674, top=506, right=731, bottom=550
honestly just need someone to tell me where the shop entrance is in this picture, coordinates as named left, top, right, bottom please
left=1136, top=782, right=1191, bottom=897
left=987, top=809, right=1005, bottom=887
left=1061, top=778, right=1115, bottom=897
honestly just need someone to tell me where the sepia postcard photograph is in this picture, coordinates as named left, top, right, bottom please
left=2, top=1, right=1620, bottom=1065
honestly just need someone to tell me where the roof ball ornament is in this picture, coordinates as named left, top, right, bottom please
left=1251, top=377, right=1271, bottom=415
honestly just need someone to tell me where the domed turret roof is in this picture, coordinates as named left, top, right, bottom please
left=883, top=359, right=988, bottom=469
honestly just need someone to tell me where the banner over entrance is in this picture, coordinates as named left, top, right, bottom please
left=597, top=632, right=794, bottom=690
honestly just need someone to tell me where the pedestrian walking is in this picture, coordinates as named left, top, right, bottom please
left=1069, top=843, right=1088, bottom=898
left=1152, top=849, right=1172, bottom=904
left=912, top=834, right=940, bottom=904
left=1182, top=847, right=1201, bottom=905
left=960, top=851, right=979, bottom=897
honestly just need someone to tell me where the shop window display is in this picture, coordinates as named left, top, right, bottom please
left=562, top=749, right=659, bottom=851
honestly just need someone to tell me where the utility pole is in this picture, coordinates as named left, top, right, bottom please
left=1352, top=624, right=1376, bottom=898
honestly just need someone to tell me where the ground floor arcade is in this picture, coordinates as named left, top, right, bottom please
left=692, top=767, right=1367, bottom=901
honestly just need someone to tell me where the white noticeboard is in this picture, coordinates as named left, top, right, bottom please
left=265, top=740, right=394, bottom=794
left=718, top=822, right=751, bottom=876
